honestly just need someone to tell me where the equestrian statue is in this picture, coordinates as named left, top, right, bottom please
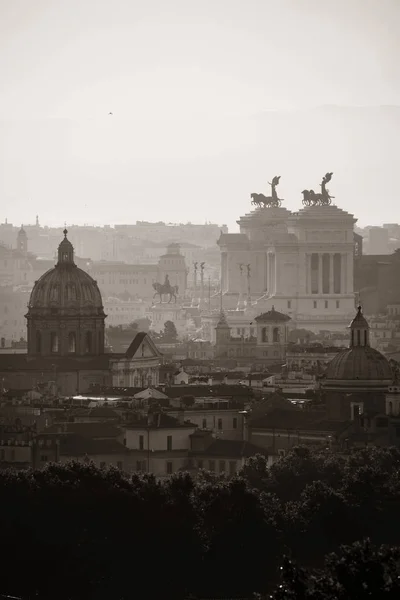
left=152, top=275, right=179, bottom=304
left=302, top=172, right=334, bottom=207
left=251, top=175, right=283, bottom=208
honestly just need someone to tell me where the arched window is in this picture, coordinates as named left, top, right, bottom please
left=50, top=285, right=59, bottom=302
left=388, top=401, right=393, bottom=415
left=273, top=327, right=280, bottom=343
left=357, top=330, right=361, bottom=346
left=36, top=331, right=42, bottom=353
left=50, top=332, right=59, bottom=353
left=85, top=331, right=92, bottom=354
left=65, top=284, right=77, bottom=301
left=262, top=327, right=268, bottom=343
left=364, top=330, right=368, bottom=346
left=68, top=332, right=76, bottom=353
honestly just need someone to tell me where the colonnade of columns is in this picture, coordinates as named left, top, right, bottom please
left=305, top=252, right=349, bottom=294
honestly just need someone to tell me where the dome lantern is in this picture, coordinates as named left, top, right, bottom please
left=57, top=229, right=74, bottom=265
left=349, top=305, right=370, bottom=348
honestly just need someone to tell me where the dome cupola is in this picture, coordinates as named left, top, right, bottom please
left=325, top=306, right=392, bottom=382
left=26, top=229, right=106, bottom=357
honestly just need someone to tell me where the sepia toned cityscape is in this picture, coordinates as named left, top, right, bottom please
left=2, top=0, right=400, bottom=598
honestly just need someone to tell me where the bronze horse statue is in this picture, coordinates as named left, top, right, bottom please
left=302, top=172, right=335, bottom=207
left=153, top=281, right=179, bottom=304
left=251, top=175, right=283, bottom=208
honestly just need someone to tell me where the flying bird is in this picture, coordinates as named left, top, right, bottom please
left=108, top=112, right=113, bottom=115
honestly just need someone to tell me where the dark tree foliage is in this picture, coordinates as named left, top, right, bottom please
left=163, top=319, right=178, bottom=342
left=4, top=446, right=400, bottom=598
left=269, top=540, right=400, bottom=599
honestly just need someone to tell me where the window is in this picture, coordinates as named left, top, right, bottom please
left=85, top=331, right=92, bottom=354
left=217, top=418, right=223, bottom=430
left=229, top=461, right=236, bottom=476
left=219, top=460, right=226, bottom=473
left=388, top=401, right=393, bottom=415
left=139, top=435, right=144, bottom=450
left=336, top=300, right=340, bottom=309
left=166, top=461, right=173, bottom=475
left=117, top=461, right=123, bottom=470
left=261, top=327, right=268, bottom=343
left=313, top=301, right=317, bottom=309
left=40, top=455, right=48, bottom=462
left=325, top=300, right=328, bottom=309
left=197, top=460, right=203, bottom=469
left=50, top=332, right=59, bottom=353
left=287, top=300, right=291, bottom=309
left=233, top=417, right=238, bottom=429
left=68, top=332, right=76, bottom=353
left=273, top=327, right=279, bottom=343
left=100, top=462, right=106, bottom=468
left=202, top=418, right=207, bottom=429
left=167, top=435, right=172, bottom=451
left=136, top=460, right=143, bottom=471
left=209, top=460, right=215, bottom=472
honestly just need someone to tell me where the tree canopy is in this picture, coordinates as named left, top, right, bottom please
left=3, top=446, right=400, bottom=599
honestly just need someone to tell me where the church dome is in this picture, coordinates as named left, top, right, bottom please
left=28, top=229, right=104, bottom=316
left=325, top=306, right=392, bottom=381
left=325, top=346, right=393, bottom=381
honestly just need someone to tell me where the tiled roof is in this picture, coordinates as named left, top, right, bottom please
left=255, top=307, right=291, bottom=323
left=0, top=354, right=111, bottom=372
left=72, top=407, right=120, bottom=419
left=251, top=408, right=348, bottom=433
left=44, top=422, right=122, bottom=438
left=196, top=439, right=267, bottom=458
left=124, top=332, right=162, bottom=359
left=126, top=413, right=197, bottom=429
left=163, top=385, right=252, bottom=398
left=125, top=332, right=147, bottom=358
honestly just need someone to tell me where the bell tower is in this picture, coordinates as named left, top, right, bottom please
left=17, top=225, right=28, bottom=255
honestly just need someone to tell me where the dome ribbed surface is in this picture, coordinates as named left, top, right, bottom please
left=325, top=346, right=393, bottom=381
left=28, top=265, right=104, bottom=315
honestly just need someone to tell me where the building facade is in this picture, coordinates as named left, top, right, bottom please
left=218, top=179, right=357, bottom=332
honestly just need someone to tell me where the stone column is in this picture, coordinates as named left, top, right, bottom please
left=306, top=254, right=311, bottom=295
left=340, top=254, right=346, bottom=294
left=329, top=253, right=334, bottom=293
left=318, top=253, right=323, bottom=294
left=347, top=252, right=354, bottom=294
left=266, top=253, right=270, bottom=292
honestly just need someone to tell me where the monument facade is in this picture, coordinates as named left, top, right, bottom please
left=218, top=174, right=357, bottom=332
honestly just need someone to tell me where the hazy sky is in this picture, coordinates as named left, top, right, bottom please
left=1, top=0, right=399, bottom=230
